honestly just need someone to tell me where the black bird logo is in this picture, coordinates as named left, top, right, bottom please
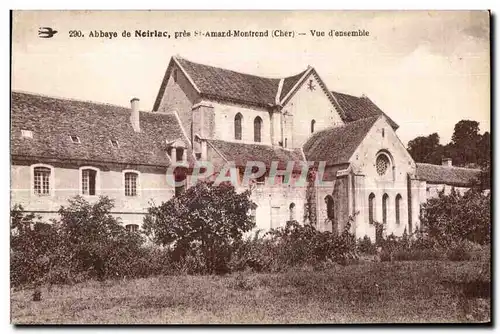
left=38, top=27, right=58, bottom=38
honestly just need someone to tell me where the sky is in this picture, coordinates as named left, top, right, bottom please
left=11, top=10, right=490, bottom=146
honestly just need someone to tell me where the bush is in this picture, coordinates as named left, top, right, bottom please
left=230, top=218, right=358, bottom=273
left=11, top=197, right=150, bottom=288
left=10, top=205, right=60, bottom=287
left=57, top=196, right=145, bottom=281
left=420, top=188, right=490, bottom=245
left=357, top=235, right=378, bottom=255
left=143, top=181, right=255, bottom=275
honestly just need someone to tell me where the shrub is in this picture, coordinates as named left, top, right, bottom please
left=57, top=196, right=145, bottom=281
left=10, top=205, right=60, bottom=287
left=143, top=181, right=255, bottom=275
left=11, top=197, right=150, bottom=287
left=230, top=218, right=358, bottom=272
left=420, top=188, right=490, bottom=246
left=446, top=240, right=473, bottom=262
left=357, top=235, right=377, bottom=255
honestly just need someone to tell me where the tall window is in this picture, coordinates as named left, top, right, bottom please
left=289, top=203, right=296, bottom=221
left=250, top=204, right=257, bottom=224
left=382, top=193, right=389, bottom=225
left=311, top=120, right=316, bottom=133
left=124, top=172, right=138, bottom=196
left=254, top=116, right=262, bottom=142
left=175, top=147, right=184, bottom=162
left=174, top=171, right=186, bottom=197
left=34, top=167, right=51, bottom=195
left=82, top=169, right=97, bottom=196
left=325, top=195, right=334, bottom=220
left=395, top=194, right=402, bottom=225
left=234, top=113, right=243, bottom=140
left=368, top=193, right=375, bottom=224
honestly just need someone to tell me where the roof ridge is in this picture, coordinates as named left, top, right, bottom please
left=320, top=115, right=380, bottom=132
left=12, top=90, right=133, bottom=111
left=175, top=56, right=305, bottom=81
left=331, top=90, right=361, bottom=98
left=416, top=162, right=482, bottom=171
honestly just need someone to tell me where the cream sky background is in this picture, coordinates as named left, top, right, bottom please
left=11, top=10, right=490, bottom=146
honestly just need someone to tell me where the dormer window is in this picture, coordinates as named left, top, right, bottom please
left=70, top=135, right=80, bottom=144
left=21, top=130, right=33, bottom=138
left=166, top=139, right=186, bottom=162
left=110, top=139, right=119, bottom=148
left=176, top=148, right=184, bottom=162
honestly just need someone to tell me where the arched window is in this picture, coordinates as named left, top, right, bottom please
left=289, top=203, right=296, bottom=221
left=325, top=195, right=334, bottom=220
left=368, top=193, right=375, bottom=224
left=234, top=113, right=243, bottom=140
left=311, top=120, right=316, bottom=133
left=382, top=193, right=389, bottom=225
left=254, top=116, right=262, bottom=142
left=395, top=194, right=402, bottom=225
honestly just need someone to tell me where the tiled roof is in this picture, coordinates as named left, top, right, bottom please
left=280, top=69, right=308, bottom=101
left=331, top=91, right=399, bottom=130
left=11, top=92, right=190, bottom=167
left=416, top=163, right=481, bottom=187
left=206, top=139, right=304, bottom=171
left=303, top=116, right=379, bottom=166
left=176, top=57, right=280, bottom=108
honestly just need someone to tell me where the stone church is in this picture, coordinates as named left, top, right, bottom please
left=11, top=56, right=482, bottom=240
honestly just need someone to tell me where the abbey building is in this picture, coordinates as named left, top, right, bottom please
left=11, top=56, right=482, bottom=240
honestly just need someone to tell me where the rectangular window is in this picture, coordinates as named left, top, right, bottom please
left=176, top=148, right=184, bottom=162
left=34, top=167, right=51, bottom=195
left=82, top=169, right=97, bottom=195
left=125, top=172, right=138, bottom=196
left=21, top=130, right=33, bottom=138
left=126, top=224, right=139, bottom=233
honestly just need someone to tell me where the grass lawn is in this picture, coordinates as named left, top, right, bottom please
left=11, top=260, right=490, bottom=324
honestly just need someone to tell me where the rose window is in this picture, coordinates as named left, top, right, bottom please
left=376, top=154, right=390, bottom=176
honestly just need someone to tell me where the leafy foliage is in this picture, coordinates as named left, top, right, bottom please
left=142, top=181, right=255, bottom=274
left=407, top=133, right=444, bottom=165
left=11, top=197, right=149, bottom=287
left=230, top=218, right=358, bottom=272
left=407, top=120, right=490, bottom=169
left=11, top=205, right=59, bottom=287
left=420, top=188, right=490, bottom=245
left=57, top=196, right=145, bottom=281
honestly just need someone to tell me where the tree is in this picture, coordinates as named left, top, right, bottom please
left=450, top=120, right=481, bottom=166
left=57, top=196, right=144, bottom=280
left=142, top=181, right=255, bottom=274
left=407, top=133, right=444, bottom=164
left=10, top=205, right=59, bottom=287
left=420, top=188, right=490, bottom=245
left=477, top=131, right=491, bottom=168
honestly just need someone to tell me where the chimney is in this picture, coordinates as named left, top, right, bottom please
left=442, top=157, right=452, bottom=167
left=130, top=98, right=140, bottom=132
